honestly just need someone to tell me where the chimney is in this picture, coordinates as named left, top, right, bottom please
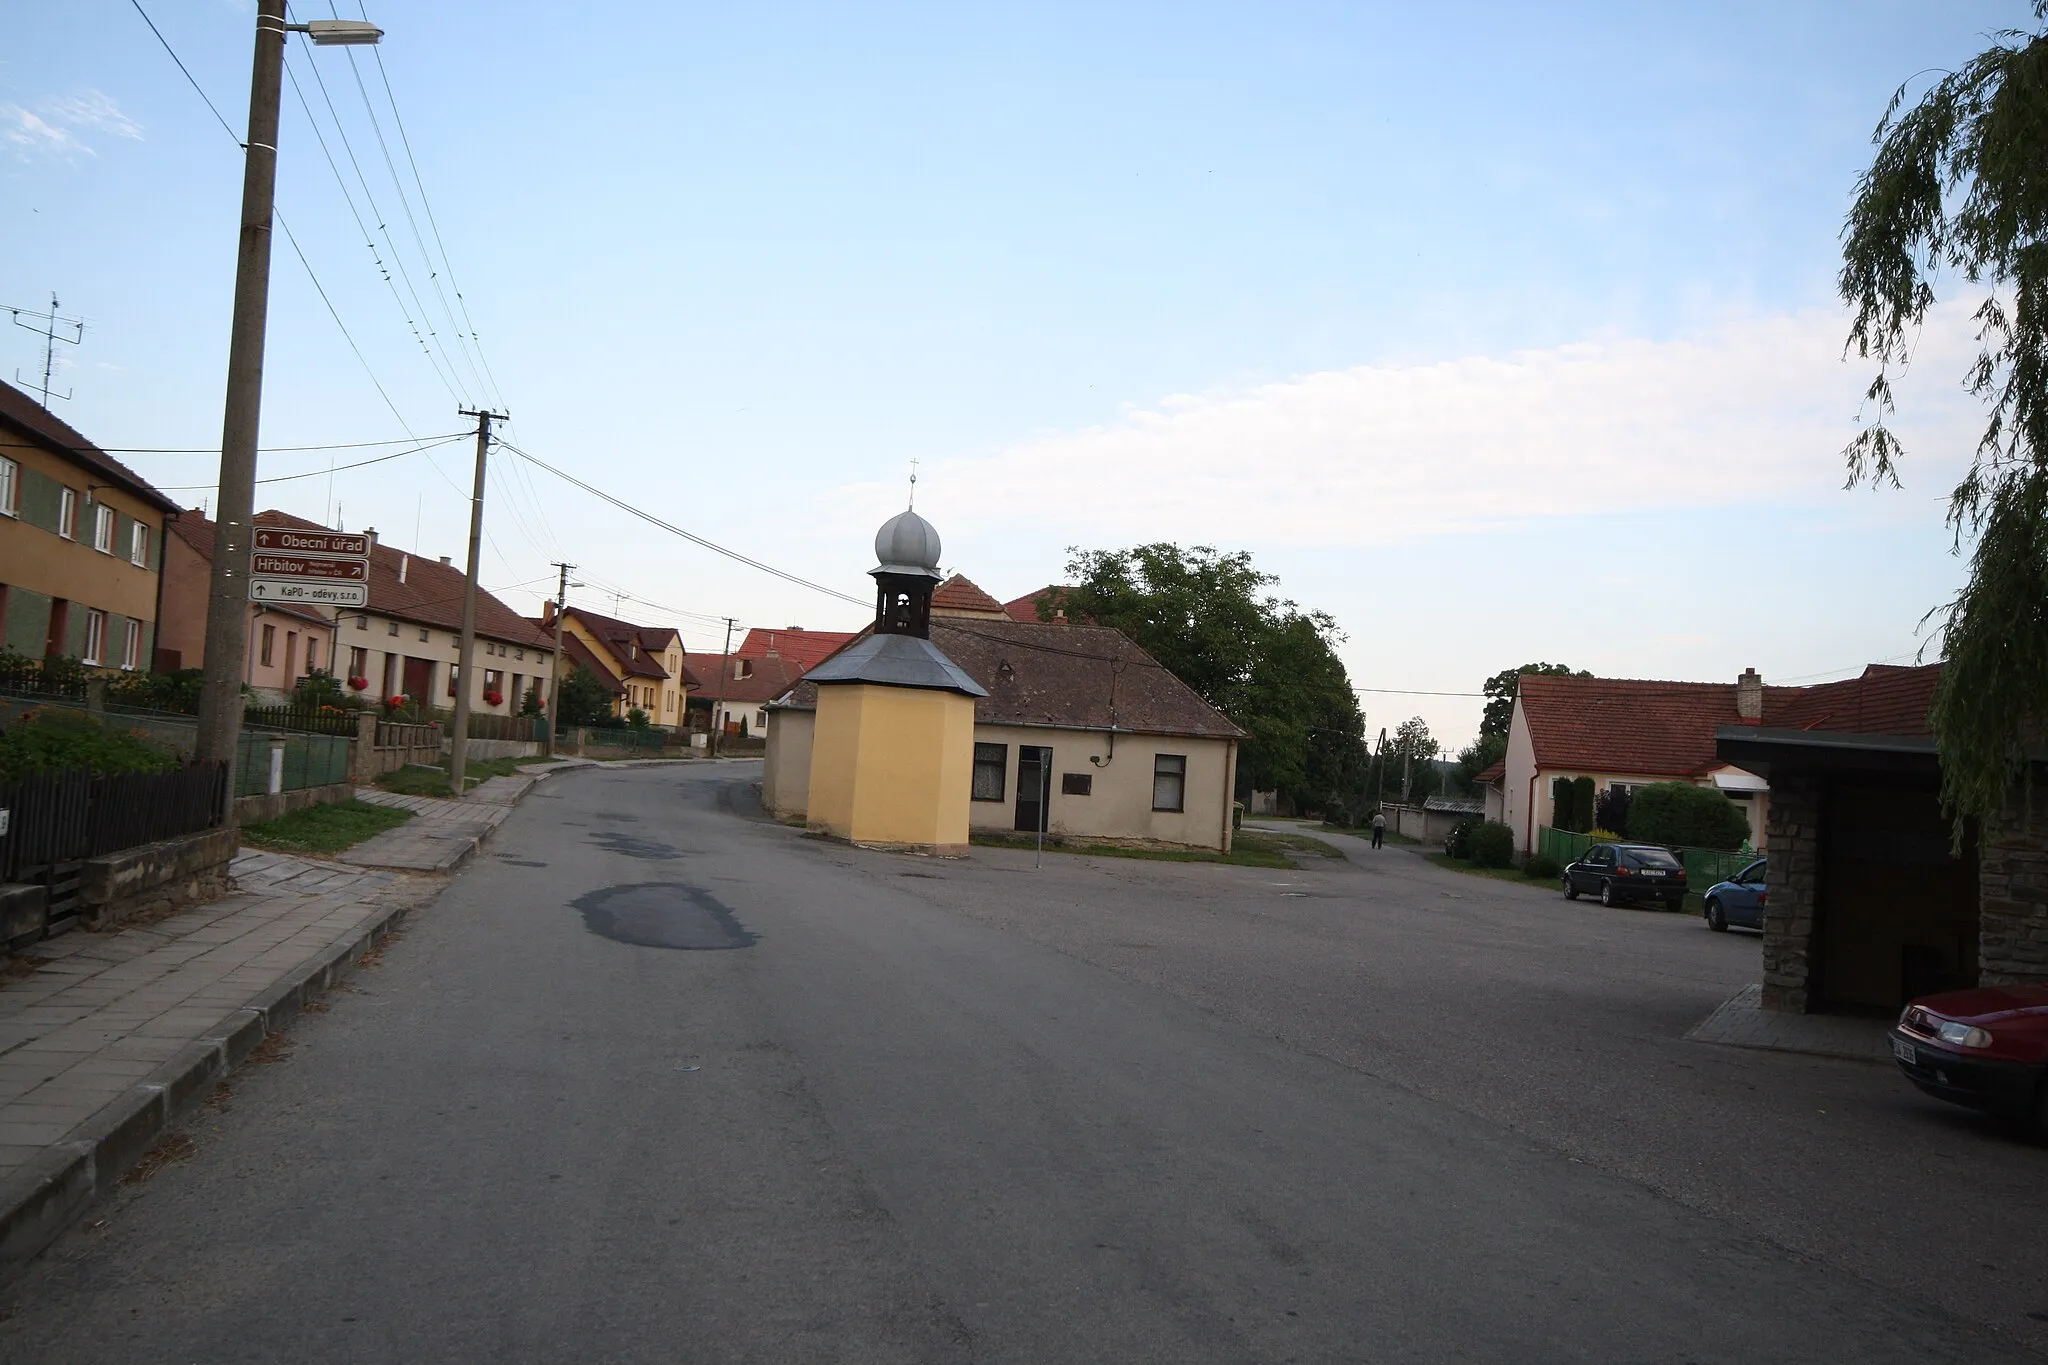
left=1736, top=667, right=1763, bottom=721
left=439, top=555, right=451, bottom=565
left=398, top=555, right=408, bottom=584
left=541, top=601, right=556, bottom=628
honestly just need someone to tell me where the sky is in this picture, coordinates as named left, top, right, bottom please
left=0, top=0, right=2030, bottom=750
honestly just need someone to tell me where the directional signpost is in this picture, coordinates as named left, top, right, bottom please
left=247, top=527, right=371, bottom=609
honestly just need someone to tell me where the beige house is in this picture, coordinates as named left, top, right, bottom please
left=259, top=512, right=557, bottom=717
left=158, top=510, right=337, bottom=701
left=766, top=574, right=1244, bottom=851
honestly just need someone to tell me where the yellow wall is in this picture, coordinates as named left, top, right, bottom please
left=806, top=683, right=975, bottom=851
left=0, top=431, right=165, bottom=658
left=762, top=706, right=814, bottom=819
left=967, top=724, right=1237, bottom=852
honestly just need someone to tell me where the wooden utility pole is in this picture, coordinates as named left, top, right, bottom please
left=447, top=407, right=505, bottom=797
left=545, top=561, right=574, bottom=755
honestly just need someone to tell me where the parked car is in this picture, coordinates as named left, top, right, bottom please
left=1561, top=843, right=1688, bottom=908
left=1702, top=858, right=1766, bottom=932
left=1890, top=984, right=2048, bottom=1134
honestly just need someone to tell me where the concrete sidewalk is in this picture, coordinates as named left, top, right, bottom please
left=344, top=789, right=517, bottom=873
left=1686, top=983, right=1893, bottom=1063
left=0, top=849, right=439, bottom=1271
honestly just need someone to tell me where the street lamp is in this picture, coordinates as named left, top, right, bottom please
left=193, top=1, right=381, bottom=803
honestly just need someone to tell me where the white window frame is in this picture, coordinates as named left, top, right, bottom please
left=1151, top=753, right=1187, bottom=813
left=92, top=503, right=115, bottom=554
left=83, top=609, right=106, bottom=666
left=58, top=487, right=77, bottom=540
left=121, top=619, right=141, bottom=671
left=129, top=520, right=149, bottom=567
left=0, top=457, right=17, bottom=517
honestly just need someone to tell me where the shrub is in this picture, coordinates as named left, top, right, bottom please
left=1524, top=853, right=1561, bottom=879
left=0, top=708, right=180, bottom=779
left=1627, top=781, right=1750, bottom=850
left=1470, top=820, right=1515, bottom=868
left=1551, top=776, right=1574, bottom=831
left=1444, top=814, right=1481, bottom=859
left=626, top=707, right=652, bottom=731
left=1594, top=784, right=1632, bottom=837
left=106, top=667, right=206, bottom=713
left=1570, top=776, right=1595, bottom=831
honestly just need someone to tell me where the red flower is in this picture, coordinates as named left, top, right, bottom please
left=386, top=695, right=406, bottom=709
left=347, top=675, right=369, bottom=691
left=483, top=690, right=505, bottom=707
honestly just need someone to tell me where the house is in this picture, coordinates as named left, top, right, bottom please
left=1713, top=661, right=2047, bottom=1014
left=262, top=512, right=556, bottom=717
left=542, top=605, right=693, bottom=727
left=1004, top=585, right=1078, bottom=624
left=765, top=574, right=1246, bottom=851
left=0, top=380, right=177, bottom=671
left=685, top=649, right=803, bottom=738
left=157, top=510, right=336, bottom=699
left=1500, top=668, right=1777, bottom=854
left=1474, top=759, right=1506, bottom=824
left=736, top=626, right=858, bottom=673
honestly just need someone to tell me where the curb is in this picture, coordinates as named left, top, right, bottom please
left=0, top=884, right=429, bottom=1276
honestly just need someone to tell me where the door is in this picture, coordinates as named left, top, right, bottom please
left=401, top=656, right=432, bottom=702
left=1015, top=746, right=1052, bottom=833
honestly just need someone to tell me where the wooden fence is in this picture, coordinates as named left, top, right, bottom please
left=0, top=761, right=228, bottom=883
left=243, top=703, right=360, bottom=736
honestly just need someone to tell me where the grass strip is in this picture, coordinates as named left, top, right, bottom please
left=374, top=754, right=548, bottom=796
left=241, top=799, right=413, bottom=855
left=968, top=828, right=1309, bottom=869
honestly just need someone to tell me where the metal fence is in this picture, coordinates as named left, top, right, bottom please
left=466, top=712, right=546, bottom=742
left=0, top=761, right=228, bottom=883
left=233, top=729, right=352, bottom=797
left=0, top=657, right=86, bottom=702
left=243, top=703, right=360, bottom=736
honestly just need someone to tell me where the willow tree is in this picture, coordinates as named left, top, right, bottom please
left=1841, top=4, right=2048, bottom=830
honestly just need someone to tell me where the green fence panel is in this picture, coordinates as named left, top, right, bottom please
left=1538, top=826, right=1596, bottom=866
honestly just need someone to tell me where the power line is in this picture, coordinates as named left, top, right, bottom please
left=153, top=433, right=468, bottom=490
left=96, top=432, right=466, bottom=454
left=127, top=0, right=237, bottom=140
left=1352, top=687, right=1485, bottom=697
left=502, top=441, right=868, bottom=608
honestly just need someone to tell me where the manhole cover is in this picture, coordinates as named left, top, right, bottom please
left=572, top=882, right=757, bottom=950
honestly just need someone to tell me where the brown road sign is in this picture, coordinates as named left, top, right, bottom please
left=251, top=528, right=371, bottom=558
left=249, top=553, right=369, bottom=581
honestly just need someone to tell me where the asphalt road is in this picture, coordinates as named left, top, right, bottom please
left=3, top=763, right=2043, bottom=1363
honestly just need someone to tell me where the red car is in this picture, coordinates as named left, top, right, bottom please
left=1890, top=983, right=2048, bottom=1134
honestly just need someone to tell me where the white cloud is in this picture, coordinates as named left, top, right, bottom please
left=2, top=90, right=142, bottom=161
left=861, top=306, right=1985, bottom=548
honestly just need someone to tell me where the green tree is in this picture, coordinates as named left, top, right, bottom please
left=1841, top=7, right=2048, bottom=832
left=1062, top=543, right=1367, bottom=813
left=554, top=665, right=615, bottom=728
left=1479, top=663, right=1588, bottom=739
left=1455, top=732, right=1508, bottom=793
left=1627, top=781, right=1750, bottom=851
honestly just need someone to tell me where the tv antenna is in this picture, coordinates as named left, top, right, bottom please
left=8, top=295, right=84, bottom=406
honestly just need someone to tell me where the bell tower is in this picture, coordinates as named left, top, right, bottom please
left=870, top=509, right=943, bottom=637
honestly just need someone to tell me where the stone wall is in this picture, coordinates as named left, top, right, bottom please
left=1979, top=797, right=2048, bottom=986
left=1761, top=775, right=1821, bottom=1013
left=233, top=780, right=355, bottom=826
left=77, top=826, right=238, bottom=931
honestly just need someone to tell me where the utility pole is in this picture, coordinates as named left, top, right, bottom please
left=545, top=560, right=574, bottom=756
left=191, top=2, right=381, bottom=801
left=447, top=407, right=505, bottom=797
left=710, top=617, right=735, bottom=759
left=194, top=0, right=290, bottom=791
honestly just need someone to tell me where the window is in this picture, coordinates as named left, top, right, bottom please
left=756, top=708, right=767, bottom=729
left=1062, top=772, right=1093, bottom=796
left=972, top=742, right=1008, bottom=801
left=121, top=619, right=140, bottom=670
left=387, top=620, right=399, bottom=636
left=259, top=622, right=275, bottom=667
left=0, top=457, right=16, bottom=516
left=306, top=638, right=320, bottom=672
left=92, top=504, right=115, bottom=553
left=83, top=609, right=106, bottom=665
left=419, top=627, right=429, bottom=642
left=129, top=520, right=149, bottom=566
left=1151, top=754, right=1187, bottom=812
left=350, top=646, right=368, bottom=679
left=356, top=614, right=369, bottom=631
left=57, top=488, right=77, bottom=540
left=516, top=648, right=525, bottom=661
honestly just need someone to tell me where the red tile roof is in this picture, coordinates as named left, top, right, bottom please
left=682, top=651, right=803, bottom=705
left=1003, top=586, right=1078, bottom=623
left=1473, top=759, right=1505, bottom=785
left=931, top=574, right=1008, bottom=616
left=1518, top=664, right=1941, bottom=776
left=560, top=632, right=626, bottom=695
left=0, top=379, right=180, bottom=512
left=736, top=627, right=858, bottom=671
left=256, top=510, right=555, bottom=649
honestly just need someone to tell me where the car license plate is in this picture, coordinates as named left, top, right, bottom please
left=1892, top=1038, right=1917, bottom=1065
left=1640, top=870, right=1665, bottom=878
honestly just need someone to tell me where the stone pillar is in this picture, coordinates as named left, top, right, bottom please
left=1979, top=789, right=2048, bottom=987
left=349, top=709, right=378, bottom=784
left=1761, top=774, right=1823, bottom=1013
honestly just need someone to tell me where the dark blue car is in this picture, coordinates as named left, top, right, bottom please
left=1703, top=858, right=1766, bottom=932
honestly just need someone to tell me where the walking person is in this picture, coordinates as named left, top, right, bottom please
left=1370, top=808, right=1386, bottom=850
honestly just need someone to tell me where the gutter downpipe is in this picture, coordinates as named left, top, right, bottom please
left=1527, top=770, right=1540, bottom=853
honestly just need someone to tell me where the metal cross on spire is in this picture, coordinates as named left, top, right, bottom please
left=908, top=456, right=919, bottom=509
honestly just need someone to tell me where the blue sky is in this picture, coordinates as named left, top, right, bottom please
left=0, top=1, right=2028, bottom=747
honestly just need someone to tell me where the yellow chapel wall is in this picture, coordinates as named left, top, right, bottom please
left=806, top=683, right=973, bottom=850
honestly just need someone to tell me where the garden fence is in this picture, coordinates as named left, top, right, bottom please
left=233, top=729, right=351, bottom=797
left=0, top=761, right=228, bottom=883
left=1537, top=825, right=1756, bottom=890
left=243, top=703, right=360, bottom=736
